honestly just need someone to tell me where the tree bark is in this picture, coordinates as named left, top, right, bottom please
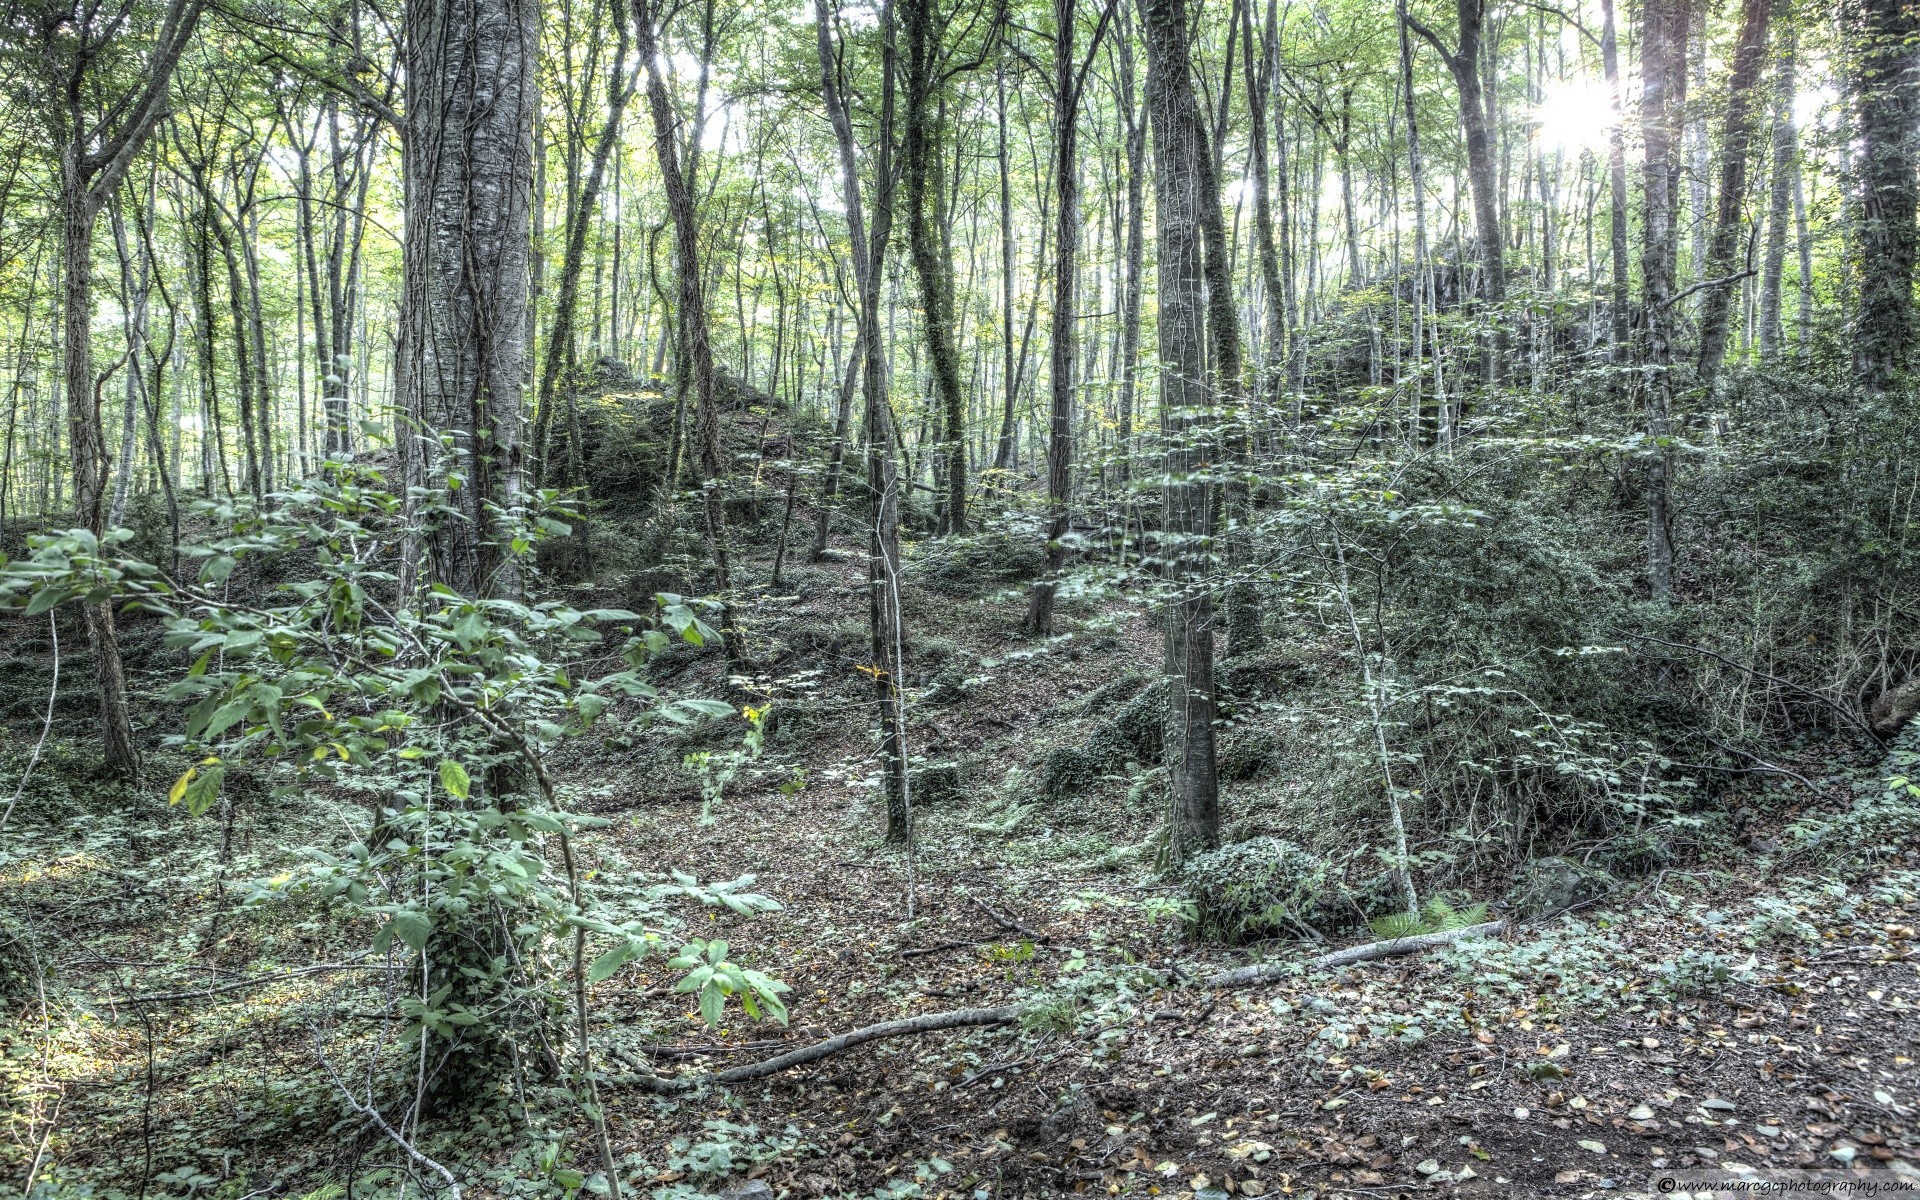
left=1695, top=0, right=1773, bottom=387
left=1848, top=0, right=1920, bottom=392
left=1641, top=0, right=1688, bottom=604
left=398, top=0, right=538, bottom=601
left=634, top=0, right=741, bottom=665
left=1141, top=0, right=1220, bottom=869
left=1758, top=21, right=1798, bottom=359
left=901, top=0, right=968, bottom=534
left=46, top=0, right=206, bottom=779
left=535, top=4, right=636, bottom=489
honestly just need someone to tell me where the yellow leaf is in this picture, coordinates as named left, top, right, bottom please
left=168, top=768, right=196, bottom=805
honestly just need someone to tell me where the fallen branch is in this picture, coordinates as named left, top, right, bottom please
left=612, top=1004, right=1021, bottom=1092
left=1201, top=920, right=1508, bottom=988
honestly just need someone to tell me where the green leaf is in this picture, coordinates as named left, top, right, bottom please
left=699, top=981, right=725, bottom=1026
left=439, top=759, right=472, bottom=800
left=588, top=943, right=636, bottom=984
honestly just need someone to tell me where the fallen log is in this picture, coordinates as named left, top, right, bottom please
left=1201, top=919, right=1508, bottom=988
left=612, top=1004, right=1021, bottom=1092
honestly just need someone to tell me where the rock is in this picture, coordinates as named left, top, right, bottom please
left=1628, top=1105, right=1656, bottom=1121
left=719, top=1181, right=774, bottom=1200
left=1579, top=1140, right=1608, bottom=1155
left=1415, top=1159, right=1442, bottom=1176
left=1503, top=856, right=1618, bottom=919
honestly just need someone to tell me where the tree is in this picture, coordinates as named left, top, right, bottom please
left=900, top=0, right=969, bottom=533
left=1025, top=0, right=1113, bottom=635
left=396, top=0, right=538, bottom=600
left=1694, top=0, right=1772, bottom=387
left=1141, top=0, right=1219, bottom=868
left=1404, top=0, right=1506, bottom=381
left=30, top=0, right=208, bottom=777
left=1641, top=0, right=1688, bottom=603
left=1848, top=0, right=1920, bottom=392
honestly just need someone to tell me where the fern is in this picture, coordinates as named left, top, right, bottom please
left=1368, top=898, right=1489, bottom=939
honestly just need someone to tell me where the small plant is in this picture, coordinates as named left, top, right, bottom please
left=1650, top=949, right=1742, bottom=1000
left=1744, top=897, right=1818, bottom=947
left=1367, top=897, right=1490, bottom=940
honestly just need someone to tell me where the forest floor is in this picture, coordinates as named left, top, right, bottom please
left=4, top=493, right=1920, bottom=1200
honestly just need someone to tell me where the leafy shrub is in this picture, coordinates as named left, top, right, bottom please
left=1183, top=837, right=1340, bottom=943
left=908, top=525, right=1045, bottom=597
left=1037, top=679, right=1167, bottom=801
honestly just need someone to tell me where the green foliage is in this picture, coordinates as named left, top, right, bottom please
left=1366, top=897, right=1490, bottom=940
left=1182, top=837, right=1341, bottom=944
left=0, top=468, right=789, bottom=1112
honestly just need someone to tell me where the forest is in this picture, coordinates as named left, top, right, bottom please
left=2, top=0, right=1920, bottom=1190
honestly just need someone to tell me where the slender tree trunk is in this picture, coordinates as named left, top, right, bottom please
left=1695, top=0, right=1772, bottom=387
left=536, top=8, right=635, bottom=488
left=635, top=0, right=741, bottom=665
left=1247, top=0, right=1287, bottom=413
left=901, top=0, right=968, bottom=533
left=1601, top=0, right=1632, bottom=361
left=1142, top=0, right=1220, bottom=869
left=1641, top=0, right=1688, bottom=604
left=1759, top=22, right=1798, bottom=358
left=1025, top=0, right=1091, bottom=636
left=1116, top=20, right=1147, bottom=486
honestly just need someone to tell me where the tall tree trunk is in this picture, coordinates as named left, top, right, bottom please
left=1142, top=0, right=1220, bottom=869
left=1849, top=0, right=1920, bottom=392
left=1759, top=21, right=1798, bottom=358
left=635, top=0, right=741, bottom=665
left=1601, top=0, right=1632, bottom=361
left=1695, top=0, right=1773, bottom=387
left=1641, top=0, right=1688, bottom=604
left=1025, top=0, right=1095, bottom=636
left=48, top=0, right=204, bottom=778
left=1246, top=0, right=1287, bottom=412
left=398, top=0, right=538, bottom=600
left=1115, top=17, right=1147, bottom=485
left=1407, top=0, right=1507, bottom=387
left=901, top=0, right=968, bottom=534
left=535, top=6, right=635, bottom=489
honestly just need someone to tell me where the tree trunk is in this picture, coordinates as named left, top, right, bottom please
left=1695, top=0, right=1772, bottom=387
left=1759, top=22, right=1798, bottom=358
left=1601, top=0, right=1632, bottom=361
left=399, top=0, right=538, bottom=600
left=1025, top=0, right=1087, bottom=637
left=901, top=0, right=968, bottom=534
left=1641, top=0, right=1688, bottom=604
left=1142, top=0, right=1220, bottom=869
left=61, top=172, right=140, bottom=777
left=1849, top=0, right=1920, bottom=392
left=635, top=0, right=741, bottom=664
left=1245, top=0, right=1287, bottom=416
left=535, top=6, right=635, bottom=489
